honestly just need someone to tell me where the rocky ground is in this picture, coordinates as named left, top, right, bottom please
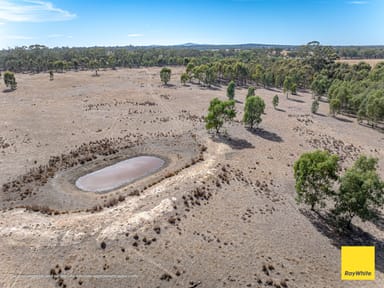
left=0, top=67, right=383, bottom=288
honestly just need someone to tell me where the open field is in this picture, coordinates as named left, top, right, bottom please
left=337, top=58, right=384, bottom=67
left=0, top=67, right=383, bottom=288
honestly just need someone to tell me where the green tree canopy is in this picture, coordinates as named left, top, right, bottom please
left=204, top=65, right=217, bottom=87
left=186, top=63, right=195, bottom=76
left=272, top=95, right=279, bottom=109
left=311, top=100, right=319, bottom=114
left=365, top=91, right=384, bottom=126
left=246, top=86, right=255, bottom=98
left=160, top=67, right=172, bottom=85
left=3, top=71, right=17, bottom=90
left=334, top=156, right=384, bottom=226
left=329, top=98, right=341, bottom=116
left=227, top=80, right=235, bottom=100
left=243, top=96, right=265, bottom=129
left=205, top=98, right=236, bottom=134
left=294, top=150, right=339, bottom=210
left=283, top=76, right=297, bottom=98
left=180, top=72, right=189, bottom=85
left=311, top=73, right=330, bottom=97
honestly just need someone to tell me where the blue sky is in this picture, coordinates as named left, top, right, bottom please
left=0, top=0, right=383, bottom=48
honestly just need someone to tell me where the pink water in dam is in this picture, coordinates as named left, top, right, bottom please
left=75, top=156, right=165, bottom=192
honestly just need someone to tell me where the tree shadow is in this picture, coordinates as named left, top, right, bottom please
left=211, top=135, right=254, bottom=150
left=247, top=128, right=283, bottom=142
left=287, top=97, right=305, bottom=103
left=214, top=83, right=223, bottom=88
left=235, top=99, right=243, bottom=104
left=199, top=86, right=221, bottom=91
left=370, top=212, right=384, bottom=232
left=162, top=84, right=176, bottom=88
left=2, top=88, right=15, bottom=93
left=293, top=93, right=305, bottom=97
left=358, top=122, right=384, bottom=133
left=265, top=87, right=280, bottom=92
left=297, top=88, right=310, bottom=94
left=301, top=209, right=384, bottom=273
left=275, top=108, right=286, bottom=112
left=334, top=116, right=353, bottom=123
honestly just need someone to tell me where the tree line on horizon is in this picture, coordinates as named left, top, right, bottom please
left=1, top=42, right=384, bottom=129
left=1, top=42, right=384, bottom=74
left=0, top=44, right=275, bottom=73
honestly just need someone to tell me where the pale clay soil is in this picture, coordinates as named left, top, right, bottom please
left=0, top=67, right=383, bottom=288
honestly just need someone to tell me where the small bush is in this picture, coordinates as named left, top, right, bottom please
left=272, top=95, right=279, bottom=109
left=311, top=100, right=319, bottom=114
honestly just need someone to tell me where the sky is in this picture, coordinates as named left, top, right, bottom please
left=0, top=0, right=383, bottom=49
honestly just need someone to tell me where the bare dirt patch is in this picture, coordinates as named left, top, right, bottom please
left=0, top=67, right=383, bottom=288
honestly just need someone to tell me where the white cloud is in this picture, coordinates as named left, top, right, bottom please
left=347, top=1, right=368, bottom=4
left=128, top=34, right=143, bottom=37
left=0, top=0, right=76, bottom=22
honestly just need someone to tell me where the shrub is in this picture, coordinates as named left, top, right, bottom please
left=4, top=71, right=17, bottom=90
left=246, top=86, right=255, bottom=98
left=160, top=67, right=171, bottom=85
left=272, top=95, right=279, bottom=109
left=311, top=100, right=319, bottom=114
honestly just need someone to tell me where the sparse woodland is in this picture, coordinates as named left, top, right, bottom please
left=1, top=42, right=383, bottom=127
left=1, top=42, right=384, bottom=287
left=1, top=43, right=384, bottom=130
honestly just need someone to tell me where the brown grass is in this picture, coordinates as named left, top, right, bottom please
left=337, top=58, right=384, bottom=67
left=0, top=67, right=383, bottom=288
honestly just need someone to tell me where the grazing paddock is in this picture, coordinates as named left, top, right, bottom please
left=0, top=67, right=383, bottom=288
left=337, top=58, right=384, bottom=67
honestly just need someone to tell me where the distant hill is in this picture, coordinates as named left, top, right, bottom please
left=138, top=43, right=297, bottom=50
left=2, top=42, right=384, bottom=52
left=119, top=43, right=384, bottom=51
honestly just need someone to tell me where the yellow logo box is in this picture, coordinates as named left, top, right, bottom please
left=341, top=246, right=375, bottom=280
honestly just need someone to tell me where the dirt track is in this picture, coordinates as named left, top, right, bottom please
left=0, top=67, right=383, bottom=288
